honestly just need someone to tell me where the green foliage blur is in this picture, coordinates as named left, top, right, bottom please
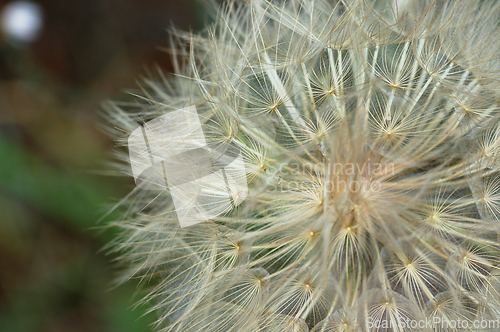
left=0, top=1, right=210, bottom=331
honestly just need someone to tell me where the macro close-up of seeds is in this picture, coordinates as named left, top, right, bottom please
left=104, top=1, right=500, bottom=331
left=2, top=0, right=500, bottom=331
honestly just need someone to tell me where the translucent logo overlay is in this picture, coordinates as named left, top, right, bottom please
left=128, top=105, right=248, bottom=228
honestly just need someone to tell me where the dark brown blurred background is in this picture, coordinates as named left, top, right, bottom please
left=0, top=1, right=211, bottom=331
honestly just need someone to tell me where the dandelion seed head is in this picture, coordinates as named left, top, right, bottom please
left=104, top=0, right=500, bottom=330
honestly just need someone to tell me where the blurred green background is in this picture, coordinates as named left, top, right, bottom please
left=0, top=1, right=209, bottom=331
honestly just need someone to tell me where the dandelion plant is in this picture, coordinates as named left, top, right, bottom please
left=105, top=0, right=500, bottom=331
